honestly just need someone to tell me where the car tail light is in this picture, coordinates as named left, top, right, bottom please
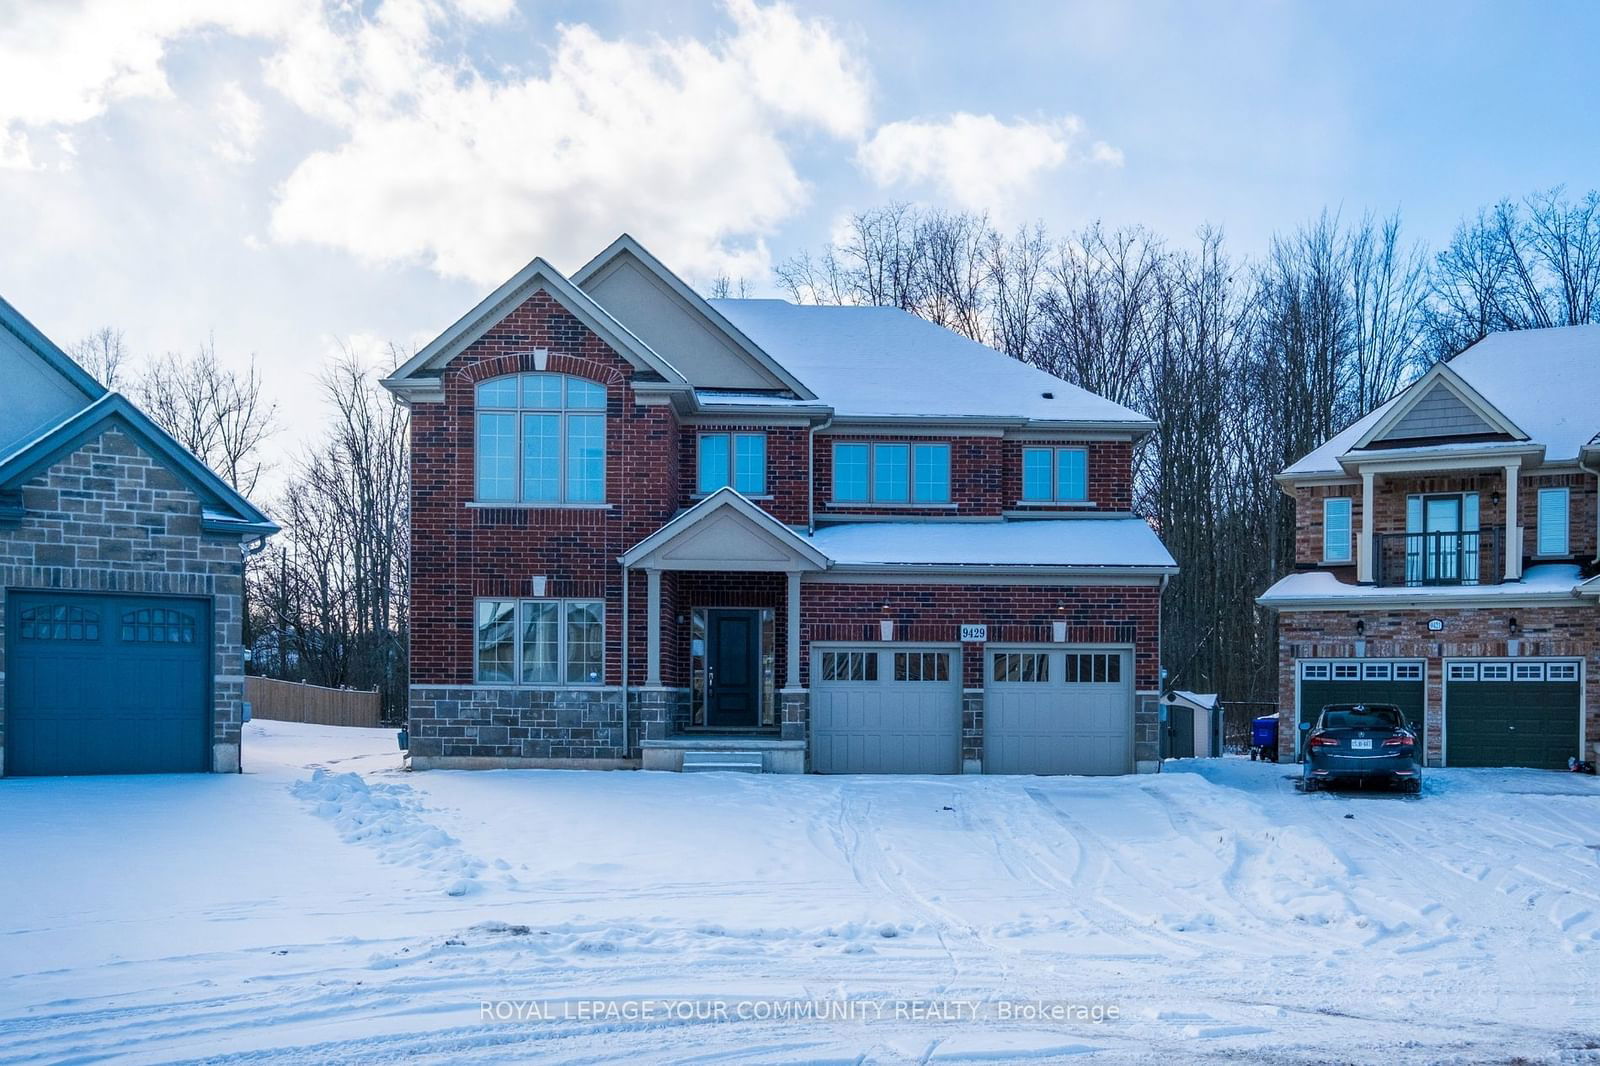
left=1309, top=735, right=1339, bottom=747
left=1383, top=736, right=1414, bottom=747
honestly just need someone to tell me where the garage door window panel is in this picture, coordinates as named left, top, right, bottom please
left=993, top=651, right=1050, bottom=683
left=894, top=651, right=949, bottom=682
left=122, top=607, right=197, bottom=644
left=19, top=603, right=100, bottom=642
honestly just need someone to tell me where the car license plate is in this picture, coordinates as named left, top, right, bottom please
left=1351, top=739, right=1373, bottom=750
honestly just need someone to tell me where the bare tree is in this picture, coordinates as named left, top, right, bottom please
left=136, top=337, right=278, bottom=498
left=68, top=327, right=131, bottom=388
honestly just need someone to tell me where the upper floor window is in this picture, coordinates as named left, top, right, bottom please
left=698, top=432, right=766, bottom=495
left=476, top=373, right=606, bottom=504
left=1537, top=487, right=1569, bottom=556
left=1021, top=446, right=1088, bottom=502
left=1322, top=497, right=1352, bottom=563
left=834, top=442, right=950, bottom=504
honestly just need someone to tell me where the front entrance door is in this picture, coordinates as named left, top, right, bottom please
left=705, top=609, right=761, bottom=728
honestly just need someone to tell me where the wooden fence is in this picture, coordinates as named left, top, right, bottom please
left=245, top=676, right=382, bottom=728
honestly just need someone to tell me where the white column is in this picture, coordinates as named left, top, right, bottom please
left=786, top=570, right=802, bottom=689
left=1358, top=469, right=1376, bottom=584
left=645, top=568, right=662, bottom=686
left=1504, top=462, right=1520, bottom=581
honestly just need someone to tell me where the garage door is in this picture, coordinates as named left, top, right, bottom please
left=810, top=646, right=961, bottom=774
left=1446, top=659, right=1583, bottom=769
left=984, top=648, right=1132, bottom=775
left=6, top=591, right=210, bottom=776
left=1298, top=660, right=1426, bottom=740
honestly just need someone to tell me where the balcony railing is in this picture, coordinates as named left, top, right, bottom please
left=1373, top=527, right=1505, bottom=588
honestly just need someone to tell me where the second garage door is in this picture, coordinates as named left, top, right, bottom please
left=1446, top=659, right=1583, bottom=769
left=984, top=647, right=1132, bottom=775
left=810, top=646, right=961, bottom=774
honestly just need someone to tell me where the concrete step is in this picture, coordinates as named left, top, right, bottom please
left=681, top=750, right=765, bottom=773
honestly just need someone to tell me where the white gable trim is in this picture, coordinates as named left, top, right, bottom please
left=620, top=487, right=831, bottom=571
left=1353, top=362, right=1528, bottom=450
left=381, top=257, right=690, bottom=402
left=573, top=235, right=817, bottom=400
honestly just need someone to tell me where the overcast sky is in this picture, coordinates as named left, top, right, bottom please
left=3, top=0, right=1598, bottom=495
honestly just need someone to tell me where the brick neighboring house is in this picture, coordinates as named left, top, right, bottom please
left=1259, top=325, right=1600, bottom=769
left=0, top=296, right=277, bottom=777
left=383, top=235, right=1176, bottom=775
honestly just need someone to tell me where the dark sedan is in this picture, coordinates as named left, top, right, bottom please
left=1302, top=704, right=1422, bottom=794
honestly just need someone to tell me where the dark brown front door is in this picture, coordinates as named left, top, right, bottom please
left=706, top=609, right=761, bottom=728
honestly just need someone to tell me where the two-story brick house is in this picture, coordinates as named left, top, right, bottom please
left=1260, top=325, right=1600, bottom=769
left=382, top=236, right=1176, bottom=775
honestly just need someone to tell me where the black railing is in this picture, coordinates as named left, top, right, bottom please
left=1373, top=527, right=1504, bottom=587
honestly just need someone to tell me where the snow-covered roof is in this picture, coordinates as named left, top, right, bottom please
left=1257, top=564, right=1586, bottom=607
left=1284, top=324, right=1600, bottom=476
left=709, top=299, right=1155, bottom=428
left=805, top=517, right=1176, bottom=570
left=1171, top=691, right=1219, bottom=709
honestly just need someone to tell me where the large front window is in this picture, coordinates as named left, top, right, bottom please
left=475, top=599, right=604, bottom=685
left=833, top=442, right=950, bottom=504
left=476, top=373, right=606, bottom=504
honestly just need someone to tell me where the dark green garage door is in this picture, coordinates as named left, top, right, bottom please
left=1298, top=659, right=1426, bottom=742
left=6, top=591, right=210, bottom=776
left=1446, top=660, right=1582, bottom=769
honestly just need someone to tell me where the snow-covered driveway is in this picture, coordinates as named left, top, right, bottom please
left=2, top=722, right=1598, bottom=1064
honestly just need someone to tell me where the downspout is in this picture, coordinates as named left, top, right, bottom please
left=1581, top=449, right=1600, bottom=564
left=808, top=416, right=833, bottom=534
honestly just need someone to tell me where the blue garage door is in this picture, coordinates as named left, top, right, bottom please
left=6, top=591, right=210, bottom=775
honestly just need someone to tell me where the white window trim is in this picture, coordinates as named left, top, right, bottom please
left=1535, top=487, right=1570, bottom=557
left=1020, top=445, right=1090, bottom=504
left=473, top=597, right=605, bottom=687
left=475, top=373, right=607, bottom=505
left=1322, top=497, right=1353, bottom=564
left=696, top=431, right=767, bottom=496
left=831, top=441, right=951, bottom=506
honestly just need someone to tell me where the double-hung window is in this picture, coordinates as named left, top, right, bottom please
left=833, top=442, right=950, bottom=504
left=1021, top=446, right=1088, bottom=502
left=476, top=373, right=606, bottom=504
left=1322, top=497, right=1352, bottom=563
left=475, top=599, right=604, bottom=685
left=697, top=432, right=766, bottom=495
left=1537, top=487, right=1570, bottom=556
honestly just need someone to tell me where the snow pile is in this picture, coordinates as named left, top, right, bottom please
left=292, top=768, right=488, bottom=897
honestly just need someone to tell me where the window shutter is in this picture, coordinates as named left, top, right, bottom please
left=1538, top=488, right=1570, bottom=555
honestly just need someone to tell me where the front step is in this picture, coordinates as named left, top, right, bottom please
left=681, top=750, right=766, bottom=773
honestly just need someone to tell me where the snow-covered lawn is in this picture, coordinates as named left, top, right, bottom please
left=3, top=723, right=1599, bottom=1064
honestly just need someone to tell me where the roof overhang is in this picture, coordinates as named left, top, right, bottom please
left=1336, top=441, right=1546, bottom=476
left=0, top=393, right=278, bottom=539
left=380, top=256, right=690, bottom=404
left=620, top=487, right=830, bottom=572
left=0, top=293, right=106, bottom=402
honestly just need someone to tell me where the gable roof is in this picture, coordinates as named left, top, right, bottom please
left=1284, top=324, right=1600, bottom=477
left=381, top=256, right=691, bottom=403
left=572, top=235, right=816, bottom=399
left=0, top=393, right=278, bottom=538
left=1351, top=361, right=1527, bottom=450
left=711, top=299, right=1156, bottom=430
left=620, top=487, right=829, bottom=571
left=0, top=293, right=106, bottom=400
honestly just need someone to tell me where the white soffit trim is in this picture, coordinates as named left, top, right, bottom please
left=383, top=256, right=690, bottom=394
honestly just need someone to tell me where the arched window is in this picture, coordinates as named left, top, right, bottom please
left=120, top=607, right=198, bottom=644
left=18, top=603, right=100, bottom=642
left=475, top=373, right=606, bottom=504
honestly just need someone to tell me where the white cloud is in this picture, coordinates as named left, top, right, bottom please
left=857, top=112, right=1119, bottom=212
left=0, top=1, right=305, bottom=168
left=212, top=81, right=264, bottom=163
left=264, top=0, right=872, bottom=285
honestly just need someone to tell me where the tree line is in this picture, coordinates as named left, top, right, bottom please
left=73, top=183, right=1599, bottom=716
left=775, top=187, right=1600, bottom=701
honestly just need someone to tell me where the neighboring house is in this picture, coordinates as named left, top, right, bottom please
left=0, top=296, right=277, bottom=777
left=1259, top=325, right=1600, bottom=769
left=382, top=235, right=1176, bottom=775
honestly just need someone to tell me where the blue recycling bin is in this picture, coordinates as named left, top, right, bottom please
left=1250, top=713, right=1279, bottom=762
